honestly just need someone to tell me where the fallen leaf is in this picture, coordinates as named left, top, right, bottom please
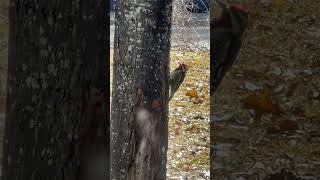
left=186, top=89, right=198, bottom=98
left=192, top=97, right=203, bottom=104
left=242, top=90, right=282, bottom=118
left=189, top=123, right=201, bottom=133
left=173, top=126, right=180, bottom=135
left=183, top=164, right=192, bottom=172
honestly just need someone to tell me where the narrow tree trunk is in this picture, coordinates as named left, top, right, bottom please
left=111, top=0, right=172, bottom=179
left=2, top=1, right=109, bottom=179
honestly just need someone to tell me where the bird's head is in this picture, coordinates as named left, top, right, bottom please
left=177, top=61, right=190, bottom=72
left=230, top=4, right=249, bottom=15
left=213, top=0, right=249, bottom=35
left=229, top=4, right=249, bottom=35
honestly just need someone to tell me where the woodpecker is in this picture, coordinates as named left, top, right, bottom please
left=211, top=0, right=249, bottom=94
left=169, top=61, right=190, bottom=101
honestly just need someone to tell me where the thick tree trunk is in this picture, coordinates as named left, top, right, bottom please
left=111, top=0, right=172, bottom=179
left=2, top=1, right=109, bottom=180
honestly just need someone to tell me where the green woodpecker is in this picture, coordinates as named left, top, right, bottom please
left=211, top=0, right=249, bottom=94
left=169, top=61, right=190, bottom=101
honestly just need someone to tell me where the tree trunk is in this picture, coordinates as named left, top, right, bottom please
left=2, top=1, right=109, bottom=180
left=111, top=0, right=172, bottom=179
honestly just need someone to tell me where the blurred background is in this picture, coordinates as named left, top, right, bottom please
left=211, top=0, right=320, bottom=179
left=110, top=0, right=210, bottom=51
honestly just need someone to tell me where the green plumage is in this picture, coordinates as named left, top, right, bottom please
left=169, top=63, right=188, bottom=101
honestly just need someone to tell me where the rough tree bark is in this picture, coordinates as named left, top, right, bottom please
left=2, top=1, right=109, bottom=180
left=111, top=0, right=172, bottom=179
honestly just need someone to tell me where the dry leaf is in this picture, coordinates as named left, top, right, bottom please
left=173, top=126, right=180, bottom=135
left=192, top=97, right=203, bottom=104
left=189, top=123, right=201, bottom=133
left=242, top=90, right=282, bottom=117
left=186, top=89, right=198, bottom=98
left=183, top=164, right=192, bottom=172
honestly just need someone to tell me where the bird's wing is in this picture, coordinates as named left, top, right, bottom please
left=211, top=28, right=233, bottom=66
left=225, top=37, right=242, bottom=68
left=171, top=70, right=185, bottom=90
left=169, top=70, right=186, bottom=100
left=211, top=28, right=233, bottom=90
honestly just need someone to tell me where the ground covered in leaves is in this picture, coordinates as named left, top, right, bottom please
left=211, top=1, right=320, bottom=179
left=167, top=51, right=210, bottom=180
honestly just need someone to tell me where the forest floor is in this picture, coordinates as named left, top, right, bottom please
left=167, top=51, right=210, bottom=180
left=212, top=1, right=320, bottom=179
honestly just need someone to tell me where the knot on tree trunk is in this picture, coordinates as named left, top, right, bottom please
left=127, top=108, right=160, bottom=180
